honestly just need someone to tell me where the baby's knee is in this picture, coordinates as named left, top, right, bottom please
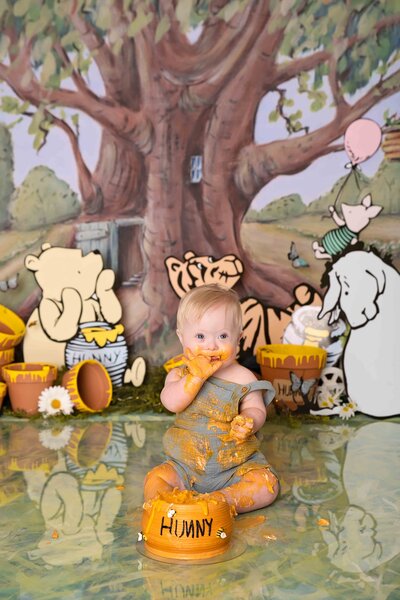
left=265, top=469, right=279, bottom=501
left=254, top=468, right=279, bottom=505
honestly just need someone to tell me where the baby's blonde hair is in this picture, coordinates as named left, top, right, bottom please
left=177, top=284, right=242, bottom=333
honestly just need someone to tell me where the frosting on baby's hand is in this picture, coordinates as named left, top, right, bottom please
left=182, top=348, right=222, bottom=381
left=230, top=415, right=254, bottom=442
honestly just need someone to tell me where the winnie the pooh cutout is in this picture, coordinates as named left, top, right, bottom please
left=26, top=422, right=138, bottom=566
left=165, top=250, right=322, bottom=366
left=23, top=243, right=145, bottom=388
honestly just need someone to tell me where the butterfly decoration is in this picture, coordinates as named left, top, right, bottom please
left=287, top=242, right=309, bottom=268
left=290, top=371, right=317, bottom=402
left=0, top=273, right=19, bottom=292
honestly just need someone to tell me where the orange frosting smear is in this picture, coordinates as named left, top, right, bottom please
left=217, top=437, right=259, bottom=469
left=183, top=373, right=204, bottom=396
left=164, top=428, right=213, bottom=473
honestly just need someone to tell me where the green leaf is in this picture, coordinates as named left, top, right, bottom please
left=28, top=107, right=44, bottom=135
left=95, top=2, right=112, bottom=30
left=268, top=110, right=279, bottom=123
left=26, top=3, right=41, bottom=21
left=25, top=5, right=52, bottom=38
left=298, top=71, right=310, bottom=92
left=127, top=7, right=153, bottom=37
left=111, top=38, right=123, bottom=55
left=175, top=0, right=194, bottom=32
left=0, top=34, right=10, bottom=61
left=40, top=51, right=57, bottom=86
left=358, top=6, right=380, bottom=38
left=155, top=14, right=170, bottom=43
left=0, top=0, right=9, bottom=19
left=0, top=96, right=21, bottom=113
left=5, top=117, right=23, bottom=129
left=54, top=0, right=74, bottom=18
left=61, top=30, right=81, bottom=48
left=71, top=113, right=80, bottom=127
left=32, top=36, right=53, bottom=63
left=218, top=0, right=241, bottom=22
left=290, top=110, right=302, bottom=121
left=13, top=0, right=31, bottom=18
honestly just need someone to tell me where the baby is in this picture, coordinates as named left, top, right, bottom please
left=144, top=283, right=279, bottom=513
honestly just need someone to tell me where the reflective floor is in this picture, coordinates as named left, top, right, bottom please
left=0, top=411, right=399, bottom=600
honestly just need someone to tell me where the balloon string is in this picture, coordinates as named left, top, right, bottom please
left=332, top=165, right=360, bottom=212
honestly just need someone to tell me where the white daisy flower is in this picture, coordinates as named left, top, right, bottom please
left=39, top=426, right=73, bottom=450
left=317, top=391, right=335, bottom=409
left=338, top=401, right=357, bottom=420
left=38, top=386, right=74, bottom=417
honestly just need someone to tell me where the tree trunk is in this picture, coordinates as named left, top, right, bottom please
left=93, top=130, right=146, bottom=217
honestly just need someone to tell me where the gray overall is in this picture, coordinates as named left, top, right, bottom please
left=163, top=376, right=277, bottom=494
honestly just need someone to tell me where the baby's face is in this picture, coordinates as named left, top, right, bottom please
left=178, top=304, right=240, bottom=366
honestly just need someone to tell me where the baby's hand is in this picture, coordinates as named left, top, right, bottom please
left=230, top=415, right=254, bottom=442
left=182, top=348, right=222, bottom=381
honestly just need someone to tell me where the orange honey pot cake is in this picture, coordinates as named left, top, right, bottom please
left=139, top=489, right=236, bottom=560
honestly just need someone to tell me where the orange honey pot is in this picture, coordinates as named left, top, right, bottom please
left=256, top=344, right=327, bottom=414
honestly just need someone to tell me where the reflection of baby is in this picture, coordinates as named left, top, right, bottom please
left=320, top=422, right=399, bottom=573
left=144, top=284, right=279, bottom=513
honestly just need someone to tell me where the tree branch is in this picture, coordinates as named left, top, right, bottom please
left=68, top=8, right=116, bottom=84
left=0, top=60, right=153, bottom=152
left=157, top=0, right=254, bottom=77
left=235, top=68, right=400, bottom=198
left=273, top=14, right=400, bottom=88
left=54, top=42, right=91, bottom=96
left=45, top=109, right=103, bottom=213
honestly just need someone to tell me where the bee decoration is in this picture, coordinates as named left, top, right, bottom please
left=167, top=507, right=176, bottom=518
left=216, top=528, right=227, bottom=539
left=137, top=531, right=147, bottom=542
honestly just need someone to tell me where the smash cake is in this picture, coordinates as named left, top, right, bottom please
left=139, top=489, right=236, bottom=560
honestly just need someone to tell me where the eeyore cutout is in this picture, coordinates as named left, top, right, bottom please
left=318, top=249, right=400, bottom=417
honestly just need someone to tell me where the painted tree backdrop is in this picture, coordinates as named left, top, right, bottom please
left=0, top=0, right=399, bottom=352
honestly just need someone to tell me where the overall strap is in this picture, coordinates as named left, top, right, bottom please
left=238, top=380, right=276, bottom=408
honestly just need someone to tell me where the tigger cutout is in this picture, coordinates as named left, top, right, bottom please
left=165, top=251, right=322, bottom=367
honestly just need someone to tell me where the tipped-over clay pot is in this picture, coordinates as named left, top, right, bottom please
left=62, top=359, right=112, bottom=413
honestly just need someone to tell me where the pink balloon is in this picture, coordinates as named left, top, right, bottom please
left=344, top=119, right=382, bottom=166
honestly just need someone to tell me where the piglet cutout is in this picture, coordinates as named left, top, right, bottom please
left=312, top=194, right=382, bottom=260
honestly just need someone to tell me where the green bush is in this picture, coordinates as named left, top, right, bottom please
left=306, top=171, right=370, bottom=214
left=9, top=166, right=81, bottom=230
left=246, top=194, right=305, bottom=222
left=368, top=159, right=400, bottom=214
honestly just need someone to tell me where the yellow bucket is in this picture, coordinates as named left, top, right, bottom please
left=0, top=305, right=26, bottom=350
